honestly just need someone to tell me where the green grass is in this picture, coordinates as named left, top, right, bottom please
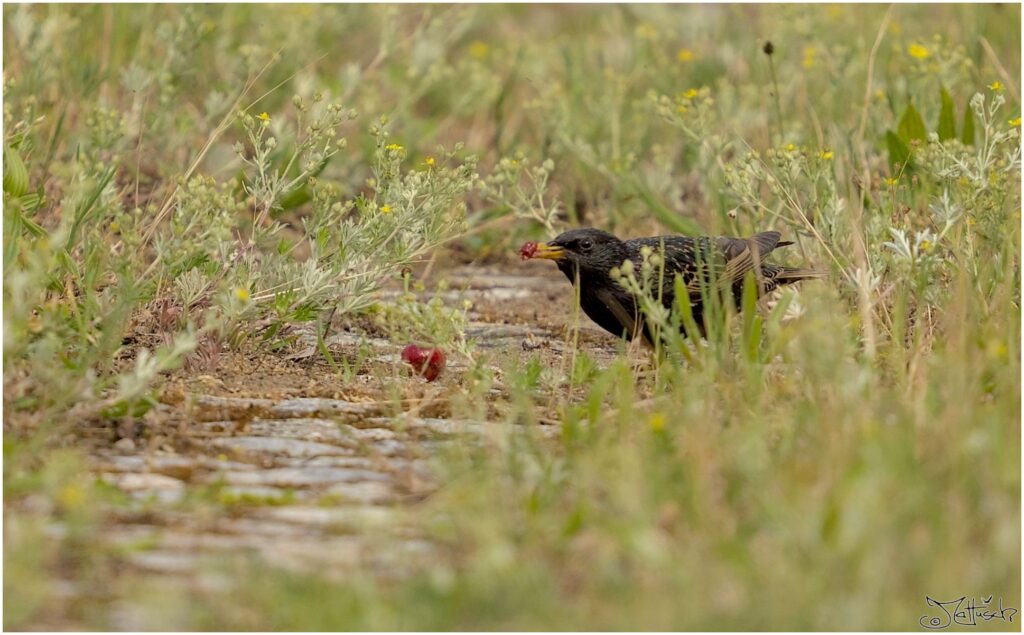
left=4, top=4, right=1021, bottom=630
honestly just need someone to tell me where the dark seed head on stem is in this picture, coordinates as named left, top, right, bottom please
left=763, top=40, right=775, bottom=56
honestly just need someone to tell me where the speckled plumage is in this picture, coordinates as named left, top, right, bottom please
left=541, top=227, right=822, bottom=343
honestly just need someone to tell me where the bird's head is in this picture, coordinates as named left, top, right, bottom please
left=528, top=228, right=627, bottom=280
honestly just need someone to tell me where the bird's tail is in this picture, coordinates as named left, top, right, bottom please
left=774, top=266, right=829, bottom=282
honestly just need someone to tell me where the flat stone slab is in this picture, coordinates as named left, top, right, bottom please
left=191, top=395, right=277, bottom=421
left=360, top=438, right=408, bottom=457
left=431, top=288, right=532, bottom=302
left=443, top=269, right=564, bottom=290
left=99, top=472, right=186, bottom=503
left=155, top=530, right=313, bottom=553
left=215, top=486, right=308, bottom=505
left=465, top=323, right=552, bottom=340
left=323, top=332, right=393, bottom=350
left=336, top=423, right=398, bottom=441
left=324, top=480, right=399, bottom=504
left=363, top=416, right=488, bottom=437
left=92, top=454, right=199, bottom=481
left=246, top=417, right=348, bottom=442
left=101, top=450, right=256, bottom=472
left=127, top=550, right=201, bottom=575
left=255, top=505, right=398, bottom=529
left=208, top=517, right=317, bottom=538
left=275, top=456, right=379, bottom=470
left=210, top=466, right=391, bottom=489
left=257, top=536, right=368, bottom=575
left=190, top=396, right=386, bottom=422
left=209, top=436, right=352, bottom=458
left=270, top=397, right=385, bottom=418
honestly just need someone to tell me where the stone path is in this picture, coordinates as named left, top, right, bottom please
left=86, top=264, right=618, bottom=610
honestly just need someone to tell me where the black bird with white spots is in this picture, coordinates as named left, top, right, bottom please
left=523, top=227, right=823, bottom=344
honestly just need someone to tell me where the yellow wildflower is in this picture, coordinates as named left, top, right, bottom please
left=380, top=204, right=393, bottom=214
left=986, top=338, right=1008, bottom=361
left=649, top=413, right=666, bottom=432
left=469, top=40, right=489, bottom=59
left=636, top=23, right=658, bottom=40
left=424, top=156, right=436, bottom=167
left=907, top=44, right=930, bottom=60
left=820, top=149, right=834, bottom=160
left=676, top=104, right=688, bottom=114
left=386, top=143, right=403, bottom=152
left=989, top=80, right=1004, bottom=92
left=919, top=240, right=932, bottom=252
left=682, top=88, right=699, bottom=100
left=883, top=177, right=898, bottom=187
left=802, top=45, right=817, bottom=69
left=677, top=48, right=695, bottom=63
left=785, top=143, right=796, bottom=152
left=234, top=288, right=250, bottom=302
left=1009, top=117, right=1021, bottom=128
left=59, top=484, right=85, bottom=509
left=257, top=112, right=270, bottom=122
left=967, top=217, right=977, bottom=226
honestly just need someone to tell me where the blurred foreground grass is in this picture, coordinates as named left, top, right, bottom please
left=3, top=4, right=1021, bottom=630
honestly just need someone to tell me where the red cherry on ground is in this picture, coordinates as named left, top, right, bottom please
left=401, top=344, right=425, bottom=365
left=402, top=344, right=446, bottom=382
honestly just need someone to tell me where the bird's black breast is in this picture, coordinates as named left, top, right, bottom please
left=579, top=283, right=643, bottom=341
left=559, top=265, right=644, bottom=342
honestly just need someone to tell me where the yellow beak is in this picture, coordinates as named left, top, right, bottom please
left=533, top=243, right=567, bottom=260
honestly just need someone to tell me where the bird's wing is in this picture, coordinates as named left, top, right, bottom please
left=595, top=287, right=644, bottom=342
left=717, top=231, right=786, bottom=289
left=631, top=236, right=701, bottom=274
left=628, top=232, right=792, bottom=298
left=628, top=236, right=713, bottom=301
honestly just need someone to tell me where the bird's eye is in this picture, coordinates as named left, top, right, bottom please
left=579, top=238, right=594, bottom=251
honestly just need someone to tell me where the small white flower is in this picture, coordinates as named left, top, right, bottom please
left=970, top=92, right=985, bottom=117
left=851, top=266, right=882, bottom=294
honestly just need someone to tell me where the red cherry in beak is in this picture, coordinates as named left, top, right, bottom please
left=519, top=241, right=538, bottom=260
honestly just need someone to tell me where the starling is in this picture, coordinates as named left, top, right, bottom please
left=522, top=227, right=823, bottom=344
